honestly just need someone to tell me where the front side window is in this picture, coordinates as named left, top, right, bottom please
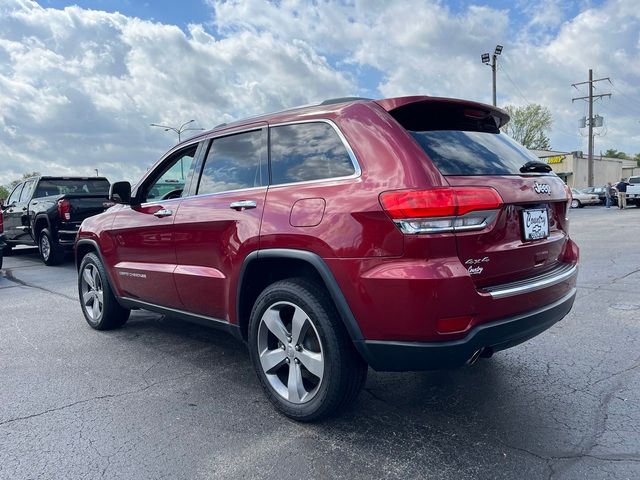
left=197, top=129, right=266, bottom=195
left=145, top=146, right=197, bottom=202
left=269, top=122, right=356, bottom=185
left=7, top=183, right=24, bottom=205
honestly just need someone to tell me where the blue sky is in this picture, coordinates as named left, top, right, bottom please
left=1, top=0, right=637, bottom=186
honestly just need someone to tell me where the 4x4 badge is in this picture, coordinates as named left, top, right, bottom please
left=533, top=182, right=551, bottom=195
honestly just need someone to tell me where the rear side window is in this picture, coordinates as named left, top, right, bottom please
left=197, top=129, right=266, bottom=195
left=270, top=122, right=355, bottom=185
left=410, top=130, right=540, bottom=176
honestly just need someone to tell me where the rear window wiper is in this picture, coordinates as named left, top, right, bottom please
left=520, top=161, right=552, bottom=173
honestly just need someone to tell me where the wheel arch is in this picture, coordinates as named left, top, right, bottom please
left=75, top=239, right=121, bottom=300
left=236, top=249, right=365, bottom=346
left=32, top=215, right=51, bottom=239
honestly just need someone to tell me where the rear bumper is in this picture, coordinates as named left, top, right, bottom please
left=355, top=288, right=576, bottom=371
left=57, top=227, right=80, bottom=246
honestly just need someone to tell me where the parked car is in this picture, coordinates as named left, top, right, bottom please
left=570, top=188, right=599, bottom=208
left=75, top=96, right=579, bottom=421
left=2, top=176, right=112, bottom=265
left=624, top=176, right=640, bottom=207
left=581, top=186, right=617, bottom=206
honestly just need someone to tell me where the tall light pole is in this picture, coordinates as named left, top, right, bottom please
left=150, top=119, right=205, bottom=142
left=481, top=44, right=503, bottom=106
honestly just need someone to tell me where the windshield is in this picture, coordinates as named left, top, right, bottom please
left=34, top=179, right=110, bottom=197
left=410, top=130, right=543, bottom=176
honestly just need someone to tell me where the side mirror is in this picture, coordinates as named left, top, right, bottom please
left=109, top=181, right=132, bottom=204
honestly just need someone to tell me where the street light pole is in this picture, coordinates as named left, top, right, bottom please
left=150, top=119, right=205, bottom=142
left=481, top=45, right=503, bottom=107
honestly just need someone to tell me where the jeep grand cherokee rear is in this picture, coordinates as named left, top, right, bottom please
left=75, top=96, right=578, bottom=421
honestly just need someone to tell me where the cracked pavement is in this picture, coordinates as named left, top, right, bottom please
left=1, top=207, right=639, bottom=479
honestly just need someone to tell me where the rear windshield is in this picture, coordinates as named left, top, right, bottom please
left=34, top=179, right=110, bottom=197
left=410, top=130, right=542, bottom=176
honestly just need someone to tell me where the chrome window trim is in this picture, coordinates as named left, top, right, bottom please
left=480, top=263, right=578, bottom=299
left=268, top=119, right=362, bottom=186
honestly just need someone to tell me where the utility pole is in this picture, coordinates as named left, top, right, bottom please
left=571, top=69, right=611, bottom=187
left=481, top=45, right=503, bottom=106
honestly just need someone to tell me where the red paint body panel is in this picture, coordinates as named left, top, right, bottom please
left=172, top=188, right=266, bottom=320
left=108, top=201, right=183, bottom=309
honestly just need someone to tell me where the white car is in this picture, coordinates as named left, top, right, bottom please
left=571, top=188, right=599, bottom=208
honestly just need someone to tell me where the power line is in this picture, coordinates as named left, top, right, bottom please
left=497, top=62, right=531, bottom=104
left=571, top=69, right=612, bottom=187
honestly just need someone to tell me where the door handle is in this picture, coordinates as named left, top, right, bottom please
left=229, top=200, right=257, bottom=211
left=153, top=209, right=173, bottom=218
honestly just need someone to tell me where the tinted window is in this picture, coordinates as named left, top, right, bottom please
left=19, top=180, right=36, bottom=202
left=146, top=147, right=197, bottom=201
left=34, top=179, right=110, bottom=197
left=197, top=129, right=266, bottom=195
left=410, top=130, right=541, bottom=176
left=7, top=183, right=24, bottom=205
left=270, top=123, right=355, bottom=184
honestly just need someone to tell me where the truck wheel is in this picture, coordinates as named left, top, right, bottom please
left=38, top=229, right=64, bottom=266
left=78, top=253, right=130, bottom=330
left=0, top=250, right=3, bottom=270
left=248, top=278, right=367, bottom=422
left=2, top=244, right=12, bottom=256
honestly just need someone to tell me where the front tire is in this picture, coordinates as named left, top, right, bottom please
left=78, top=252, right=130, bottom=330
left=570, top=199, right=581, bottom=208
left=248, top=278, right=367, bottom=422
left=39, top=228, right=64, bottom=265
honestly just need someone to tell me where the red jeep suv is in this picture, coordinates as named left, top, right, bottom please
left=75, top=96, right=578, bottom=421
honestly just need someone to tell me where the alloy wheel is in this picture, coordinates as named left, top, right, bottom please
left=257, top=301, right=325, bottom=404
left=80, top=264, right=104, bottom=322
left=40, top=234, right=50, bottom=261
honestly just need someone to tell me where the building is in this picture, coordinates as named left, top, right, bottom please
left=531, top=150, right=640, bottom=188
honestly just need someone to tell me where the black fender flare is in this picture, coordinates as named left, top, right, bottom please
left=237, top=249, right=365, bottom=344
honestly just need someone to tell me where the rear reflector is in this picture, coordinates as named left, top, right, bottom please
left=436, top=315, right=473, bottom=334
left=380, top=187, right=503, bottom=234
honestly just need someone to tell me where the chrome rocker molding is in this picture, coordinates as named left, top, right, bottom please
left=480, top=263, right=578, bottom=299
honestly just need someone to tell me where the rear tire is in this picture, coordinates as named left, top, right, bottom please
left=248, top=278, right=367, bottom=422
left=78, top=252, right=130, bottom=330
left=39, top=228, right=64, bottom=266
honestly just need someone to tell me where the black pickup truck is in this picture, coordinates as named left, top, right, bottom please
left=1, top=176, right=112, bottom=265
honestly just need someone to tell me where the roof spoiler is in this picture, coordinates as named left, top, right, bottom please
left=375, top=96, right=510, bottom=130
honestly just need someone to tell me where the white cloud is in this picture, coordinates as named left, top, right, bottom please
left=0, top=0, right=639, bottom=190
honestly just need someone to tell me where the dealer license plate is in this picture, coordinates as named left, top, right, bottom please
left=522, top=208, right=549, bottom=241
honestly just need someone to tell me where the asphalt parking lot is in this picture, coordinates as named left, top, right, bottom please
left=1, top=206, right=639, bottom=480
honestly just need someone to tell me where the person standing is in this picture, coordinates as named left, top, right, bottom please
left=616, top=178, right=629, bottom=209
left=605, top=182, right=615, bottom=208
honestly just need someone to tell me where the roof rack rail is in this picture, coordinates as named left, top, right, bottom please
left=320, top=97, right=372, bottom=106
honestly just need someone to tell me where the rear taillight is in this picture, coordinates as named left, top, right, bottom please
left=379, top=187, right=503, bottom=234
left=57, top=199, right=71, bottom=221
left=559, top=238, right=579, bottom=263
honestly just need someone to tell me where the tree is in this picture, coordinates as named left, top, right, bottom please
left=501, top=104, right=553, bottom=150
left=0, top=185, right=8, bottom=203
left=603, top=149, right=628, bottom=159
left=8, top=171, right=41, bottom=190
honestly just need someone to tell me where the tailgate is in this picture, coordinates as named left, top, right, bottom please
left=446, top=175, right=569, bottom=287
left=67, top=195, right=113, bottom=223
